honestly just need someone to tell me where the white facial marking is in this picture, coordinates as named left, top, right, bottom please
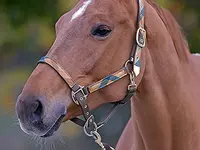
left=71, top=0, right=92, bottom=21
left=193, top=53, right=200, bottom=57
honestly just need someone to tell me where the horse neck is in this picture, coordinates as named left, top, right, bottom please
left=126, top=1, right=200, bottom=150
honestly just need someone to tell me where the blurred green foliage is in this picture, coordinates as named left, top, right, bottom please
left=0, top=0, right=77, bottom=58
left=0, top=0, right=58, bottom=26
left=0, top=0, right=199, bottom=59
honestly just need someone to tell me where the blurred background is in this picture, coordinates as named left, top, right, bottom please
left=0, top=0, right=200, bottom=150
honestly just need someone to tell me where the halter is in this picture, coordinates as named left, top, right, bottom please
left=38, top=0, right=146, bottom=149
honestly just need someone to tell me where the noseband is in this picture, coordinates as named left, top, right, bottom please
left=38, top=0, right=146, bottom=149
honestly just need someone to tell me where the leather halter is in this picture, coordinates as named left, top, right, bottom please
left=38, top=0, right=146, bottom=149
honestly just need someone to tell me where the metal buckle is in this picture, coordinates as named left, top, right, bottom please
left=136, top=27, right=146, bottom=48
left=124, top=60, right=137, bottom=92
left=83, top=116, right=107, bottom=150
left=71, top=86, right=88, bottom=105
left=83, top=115, right=98, bottom=137
left=124, top=60, right=134, bottom=74
left=92, top=131, right=106, bottom=150
left=128, top=71, right=137, bottom=91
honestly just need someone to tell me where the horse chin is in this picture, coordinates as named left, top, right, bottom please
left=18, top=114, right=65, bottom=138
left=39, top=114, right=65, bottom=138
left=17, top=103, right=67, bottom=138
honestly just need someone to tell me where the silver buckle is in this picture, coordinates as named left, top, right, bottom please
left=124, top=60, right=133, bottom=74
left=92, top=131, right=106, bottom=150
left=136, top=27, right=146, bottom=48
left=71, top=86, right=88, bottom=105
left=83, top=116, right=108, bottom=150
left=128, top=71, right=137, bottom=91
left=83, top=115, right=98, bottom=137
left=124, top=60, right=137, bottom=93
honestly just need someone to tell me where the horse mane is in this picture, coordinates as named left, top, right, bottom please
left=145, top=0, right=190, bottom=62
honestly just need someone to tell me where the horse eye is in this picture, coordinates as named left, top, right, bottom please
left=91, top=24, right=112, bottom=38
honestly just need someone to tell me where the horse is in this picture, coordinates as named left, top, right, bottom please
left=15, top=0, right=200, bottom=149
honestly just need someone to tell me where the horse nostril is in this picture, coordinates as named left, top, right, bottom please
left=34, top=100, right=43, bottom=116
left=32, top=100, right=44, bottom=123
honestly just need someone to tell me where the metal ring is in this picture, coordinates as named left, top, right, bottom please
left=124, top=60, right=134, bottom=74
left=71, top=85, right=88, bottom=105
left=136, top=27, right=146, bottom=48
left=91, top=131, right=100, bottom=140
left=83, top=115, right=98, bottom=137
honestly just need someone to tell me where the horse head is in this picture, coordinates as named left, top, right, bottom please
left=16, top=0, right=145, bottom=138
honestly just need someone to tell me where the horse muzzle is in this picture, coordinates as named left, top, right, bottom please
left=16, top=94, right=67, bottom=137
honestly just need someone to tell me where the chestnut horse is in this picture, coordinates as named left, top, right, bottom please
left=16, top=0, right=200, bottom=149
